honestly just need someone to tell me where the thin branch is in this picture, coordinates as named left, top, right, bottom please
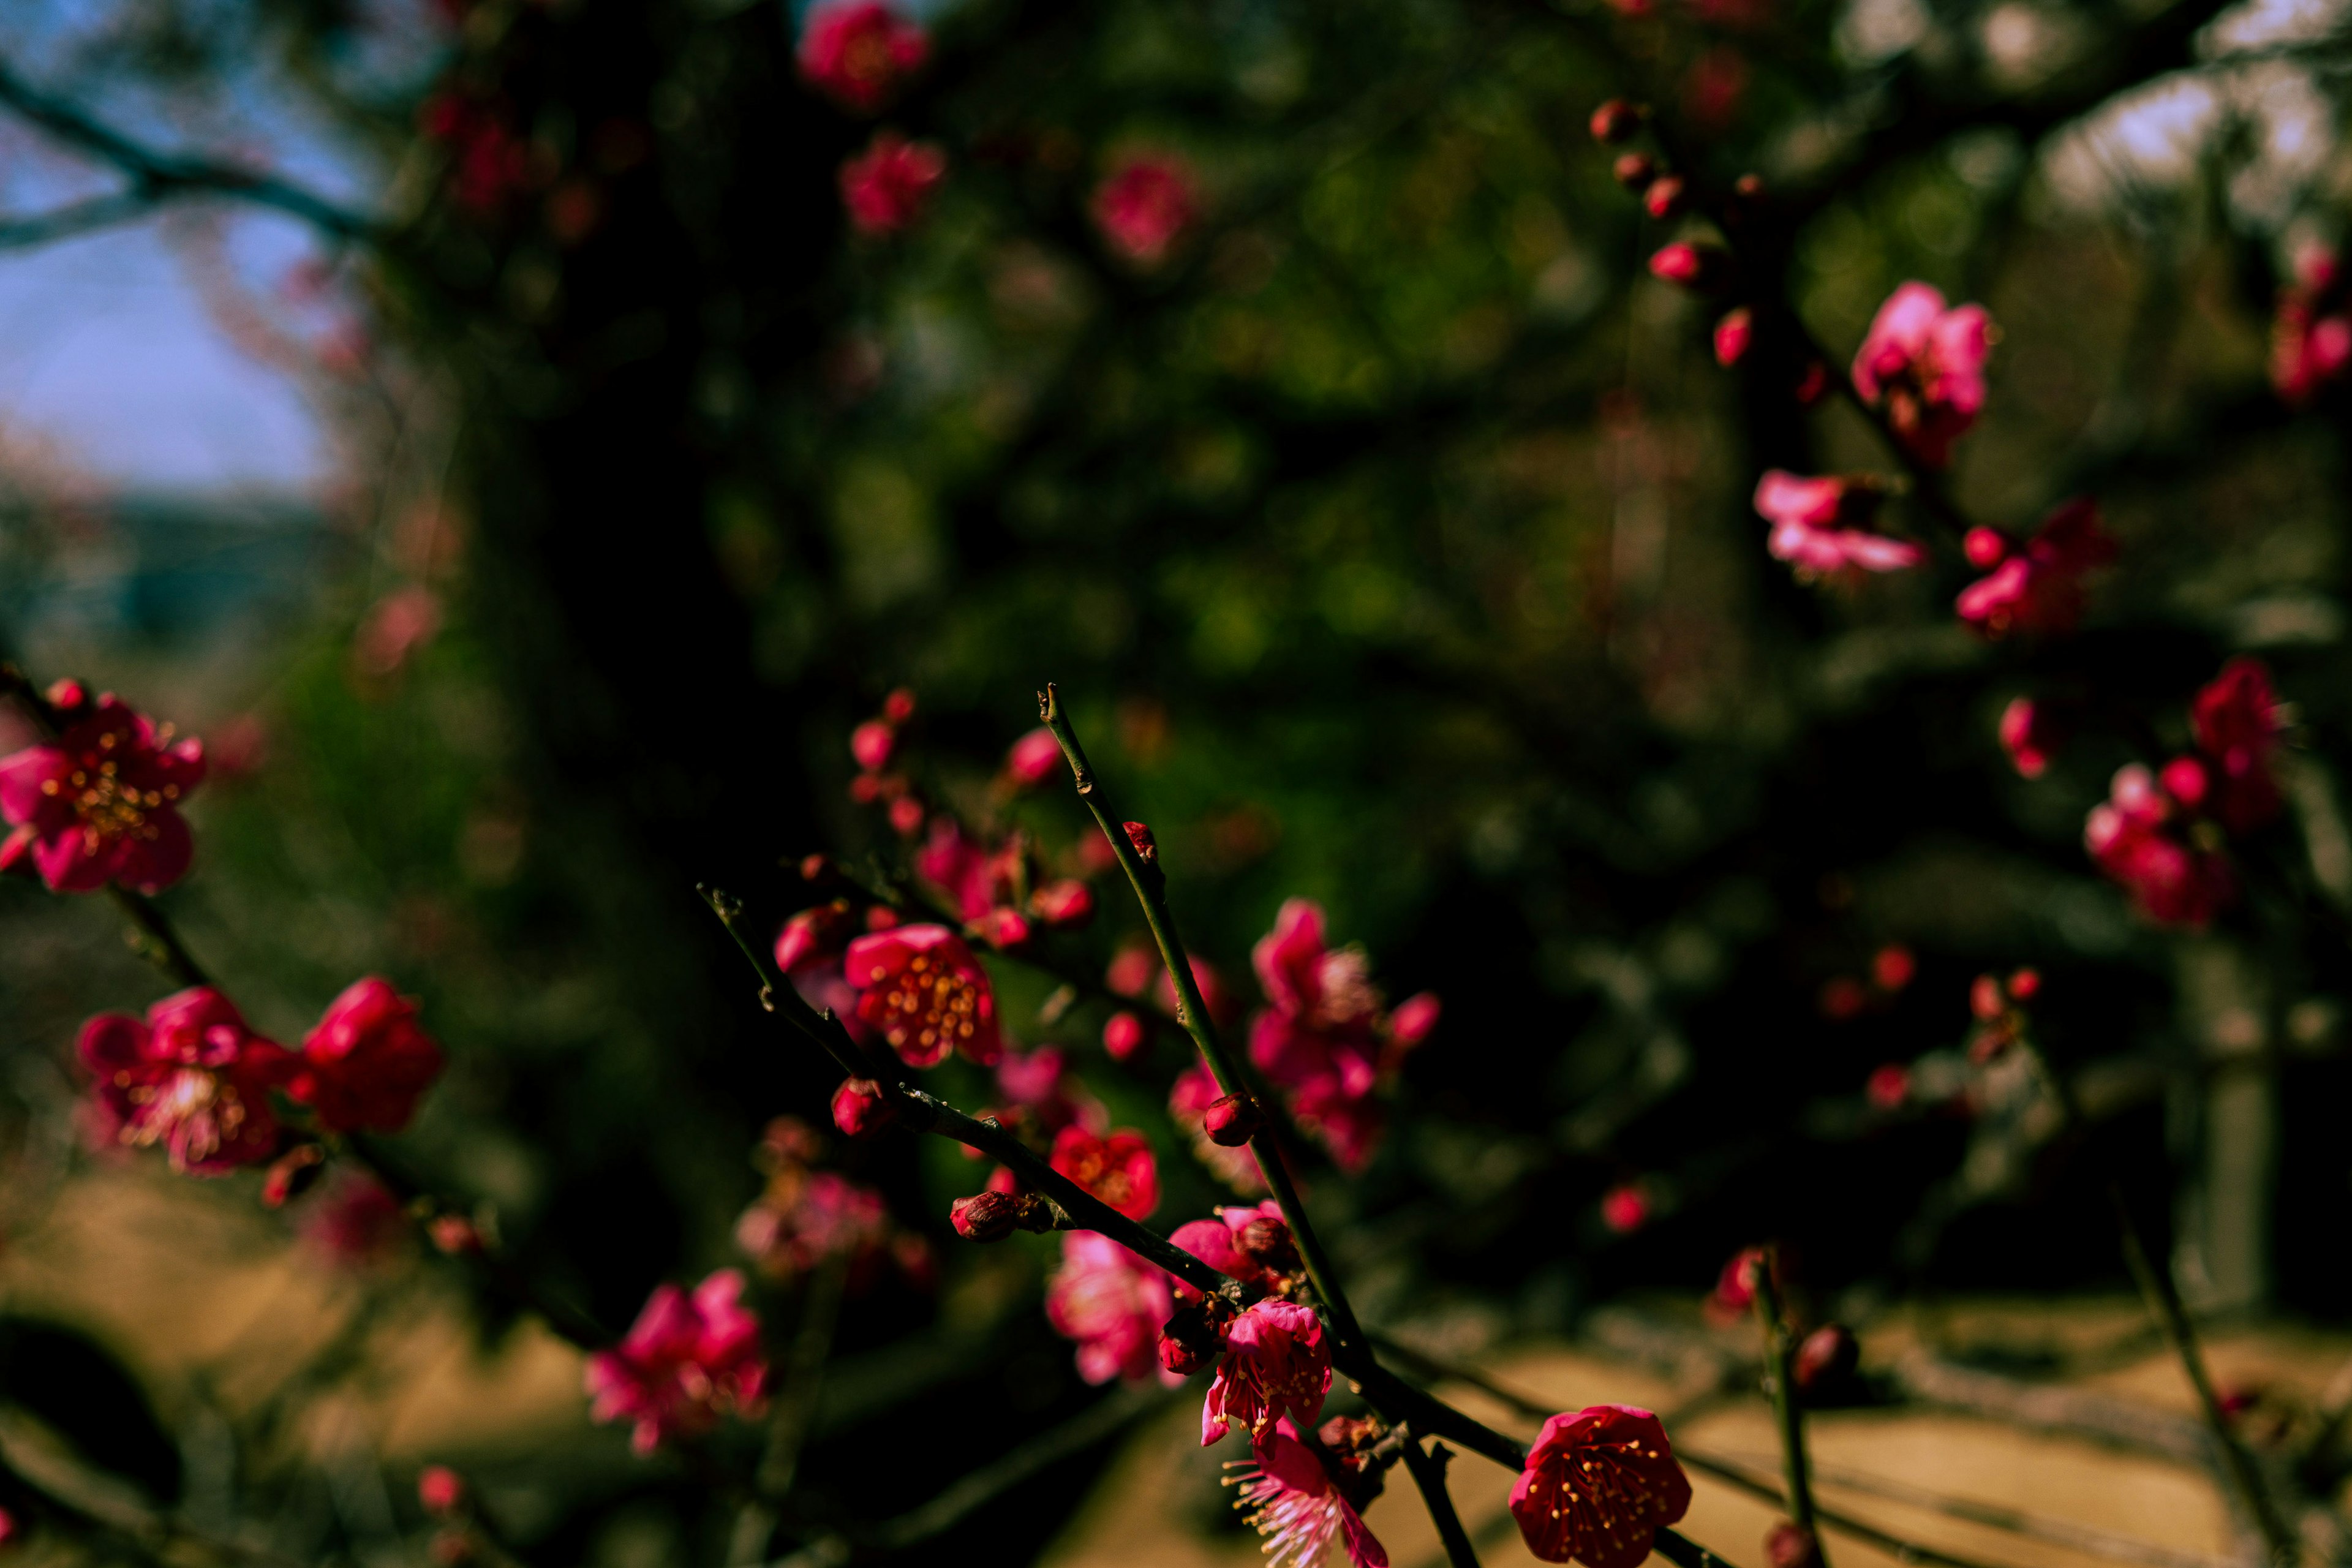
left=1751, top=1248, right=1824, bottom=1551
left=0, top=58, right=378, bottom=241
left=0, top=189, right=160, bottom=251
left=1397, top=1430, right=1483, bottom=1568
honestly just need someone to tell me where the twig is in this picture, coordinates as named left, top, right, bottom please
left=1751, top=1247, right=1823, bottom=1553
left=1397, top=1429, right=1483, bottom=1568
left=1676, top=1451, right=2023, bottom=1568
left=731, top=1254, right=851, bottom=1565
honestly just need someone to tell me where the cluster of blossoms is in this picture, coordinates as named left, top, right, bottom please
left=2271, top=245, right=2352, bottom=405
left=1956, top=501, right=2114, bottom=638
left=2082, top=658, right=2285, bottom=927
left=1, top=684, right=205, bottom=894
left=735, top=1116, right=932, bottom=1292
left=1862, top=966, right=2039, bottom=1116
left=584, top=1269, right=769, bottom=1455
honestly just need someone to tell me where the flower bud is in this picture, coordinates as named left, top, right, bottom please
left=1102, top=1010, right=1148, bottom=1061
left=1969, top=973, right=2005, bottom=1020
left=1600, top=1182, right=1649, bottom=1234
left=1793, top=361, right=1830, bottom=405
left=1203, top=1093, right=1263, bottom=1147
left=1029, top=878, right=1095, bottom=927
left=0, top=1507, right=20, bottom=1546
left=2007, top=967, right=2040, bottom=1001
left=883, top=687, right=917, bottom=724
left=831, top=1077, right=895, bottom=1138
left=1872, top=944, right=1916, bottom=992
left=1158, top=1295, right=1231, bottom=1375
left=418, top=1466, right=466, bottom=1517
left=851, top=719, right=896, bottom=774
left=428, top=1213, right=482, bottom=1254
left=1648, top=242, right=1724, bottom=290
left=969, top=906, right=1032, bottom=949
left=1318, top=1414, right=1384, bottom=1457
left=1123, top=821, right=1158, bottom=864
left=1642, top=175, right=1687, bottom=220
left=1005, top=726, right=1064, bottom=788
left=2161, top=755, right=2210, bottom=810
left=1765, top=1522, right=1820, bottom=1568
left=1235, top=1215, right=1302, bottom=1275
left=1713, top=307, right=1752, bottom=367
left=776, top=900, right=851, bottom=972
left=1866, top=1063, right=1909, bottom=1109
left=1588, top=99, right=1644, bottom=143
left=887, top=796, right=925, bottom=837
left=1793, top=1322, right=1858, bottom=1395
left=1612, top=152, right=1657, bottom=190
left=950, top=1190, right=1018, bottom=1242
left=1962, top=527, right=2009, bottom=567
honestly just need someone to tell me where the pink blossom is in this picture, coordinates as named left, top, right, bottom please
left=584, top=1270, right=767, bottom=1455
left=846, top=923, right=1001, bottom=1066
left=78, top=988, right=294, bottom=1175
left=913, top=818, right=1019, bottom=922
left=2191, top=657, right=2284, bottom=834
left=1004, top=726, right=1064, bottom=788
left=990, top=1045, right=1096, bottom=1141
left=1851, top=282, right=1993, bottom=468
left=1648, top=242, right=1719, bottom=288
left=300, top=1173, right=411, bottom=1265
left=1045, top=1230, right=1174, bottom=1385
left=1866, top=1063, right=1910, bottom=1110
left=1225, top=1418, right=1389, bottom=1568
left=736, top=1168, right=893, bottom=1281
left=1509, top=1405, right=1692, bottom=1568
left=1751, top=472, right=1922, bottom=578
left=1714, top=308, right=1752, bottom=367
left=1092, top=154, right=1200, bottom=265
left=1170, top=1199, right=1288, bottom=1296
left=418, top=1466, right=465, bottom=1516
left=829, top=1076, right=894, bottom=1137
left=1202, top=1300, right=1331, bottom=1446
left=1028, top=878, right=1094, bottom=927
left=2271, top=248, right=2352, bottom=405
left=1600, top=1183, right=1649, bottom=1234
left=354, top=587, right=443, bottom=676
left=1954, top=499, right=2114, bottom=637
left=839, top=132, right=944, bottom=235
left=850, top=718, right=897, bottom=773
left=1103, top=1010, right=1148, bottom=1061
left=1049, top=1125, right=1159, bottom=1220
left=1249, top=899, right=1438, bottom=1172
left=0, top=694, right=205, bottom=894
left=290, top=977, right=445, bottom=1134
left=2084, top=764, right=2234, bottom=927
left=1709, top=1245, right=1768, bottom=1317
left=797, top=0, right=927, bottom=113
left=1999, top=698, right=2060, bottom=779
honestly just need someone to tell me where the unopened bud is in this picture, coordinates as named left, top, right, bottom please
left=831, top=1077, right=895, bottom=1138
left=1793, top=361, right=1830, bottom=405
left=1203, top=1093, right=1263, bottom=1147
left=1713, top=307, right=1753, bottom=368
left=1102, top=1010, right=1148, bottom=1061
left=1029, top=878, right=1095, bottom=928
left=969, top=906, right=1032, bottom=949
left=1969, top=973, right=2005, bottom=1021
left=1318, top=1414, right=1384, bottom=1458
left=1642, top=175, right=1687, bottom=219
left=887, top=796, right=925, bottom=837
left=1612, top=152, right=1657, bottom=190
left=1122, top=821, right=1158, bottom=864
left=1589, top=99, right=1644, bottom=143
left=1648, top=242, right=1725, bottom=291
left=776, top=900, right=851, bottom=972
left=1765, top=1522, right=1820, bottom=1568
left=1963, top=527, right=2009, bottom=568
left=799, top=853, right=835, bottom=883
left=850, top=719, right=897, bottom=774
left=883, top=687, right=917, bottom=724
left=1005, top=726, right=1063, bottom=788
left=1793, top=1322, right=1858, bottom=1395
left=1235, top=1215, right=1302, bottom=1275
left=418, top=1466, right=466, bottom=1517
left=2007, top=967, right=2040, bottom=1001
left=950, top=1190, right=1018, bottom=1242
left=45, top=678, right=86, bottom=715
left=1159, top=1294, right=1232, bottom=1374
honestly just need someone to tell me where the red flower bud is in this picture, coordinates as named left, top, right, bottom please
left=950, top=1190, right=1017, bottom=1242
left=428, top=1214, right=481, bottom=1255
left=1613, top=152, right=1657, bottom=190
left=1158, top=1294, right=1232, bottom=1376
left=1964, top=527, right=2010, bottom=568
left=1969, top=973, right=2005, bottom=1020
left=1733, top=173, right=1765, bottom=201
left=2007, top=967, right=2040, bottom=1001
left=1005, top=726, right=1063, bottom=788
left=1589, top=99, right=1644, bottom=143
left=887, top=796, right=925, bottom=837
left=883, top=687, right=917, bottom=724
left=1642, top=175, right=1687, bottom=219
left=1202, top=1093, right=1263, bottom=1147
left=418, top=1466, right=466, bottom=1517
left=1102, top=1009, right=1148, bottom=1061
left=968, top=905, right=1031, bottom=949
left=1866, top=1063, right=1910, bottom=1110
left=1793, top=361, right=1829, bottom=405
left=1235, top=1215, right=1301, bottom=1275
left=1600, top=1182, right=1650, bottom=1234
left=1792, top=1322, right=1858, bottom=1394
left=1648, top=242, right=1723, bottom=290
left=850, top=719, right=896, bottom=774
left=1122, top=821, right=1158, bottom=864
left=799, top=853, right=835, bottom=883
left=2161, top=755, right=2209, bottom=810
left=45, top=677, right=86, bottom=714
left=831, top=1077, right=895, bottom=1137
left=1029, top=878, right=1095, bottom=927
left=1714, top=307, right=1753, bottom=366
left=1766, top=1522, right=1821, bottom=1568
left=1872, top=944, right=1915, bottom=992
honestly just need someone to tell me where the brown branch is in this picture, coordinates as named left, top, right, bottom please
left=1398, top=1429, right=1483, bottom=1568
left=1751, top=1248, right=1823, bottom=1553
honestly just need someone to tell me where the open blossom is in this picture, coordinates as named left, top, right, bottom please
left=586, top=1270, right=767, bottom=1455
left=1203, top=1300, right=1331, bottom=1446
left=1508, top=1405, right=1692, bottom=1568
left=0, top=694, right=205, bottom=894
left=839, top=132, right=944, bottom=235
left=1955, top=500, right=2114, bottom=637
left=2085, top=763, right=2234, bottom=927
left=737, top=1167, right=893, bottom=1280
left=1049, top=1125, right=1159, bottom=1220
left=1046, top=1230, right=1175, bottom=1385
left=1852, top=282, right=1993, bottom=467
left=1249, top=900, right=1439, bottom=1172
left=1226, top=1418, right=1389, bottom=1568
left=80, top=988, right=294, bottom=1175
left=289, top=977, right=445, bottom=1134
left=2191, top=657, right=2284, bottom=834
left=847, top=923, right=1001, bottom=1066
left=1170, top=1199, right=1289, bottom=1295
left=797, top=0, right=927, bottom=112
left=1092, top=153, right=1199, bottom=265
left=2271, top=247, right=2352, bottom=405
left=1751, top=472, right=1922, bottom=578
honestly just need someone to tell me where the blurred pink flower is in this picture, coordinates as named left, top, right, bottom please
left=290, top=977, right=445, bottom=1134
left=78, top=988, right=294, bottom=1175
left=2191, top=657, right=2284, bottom=834
left=584, top=1270, right=767, bottom=1455
left=1601, top=1183, right=1650, bottom=1234
left=1049, top=1125, right=1159, bottom=1219
left=1751, top=472, right=1922, bottom=578
left=2085, top=764, right=2234, bottom=927
left=736, top=1169, right=892, bottom=1280
left=797, top=0, right=927, bottom=112
left=1852, top=282, right=1992, bottom=467
left=355, top=587, right=443, bottom=676
left=1999, top=697, right=2061, bottom=779
left=301, top=1174, right=411, bottom=1265
left=1955, top=500, right=2114, bottom=637
left=1202, top=1299, right=1330, bottom=1446
left=2272, top=247, right=2352, bottom=405
left=1004, top=726, right=1065, bottom=788
left=1046, top=1230, right=1174, bottom=1385
left=840, top=132, right=944, bottom=234
left=1092, top=154, right=1200, bottom=265
left=0, top=693, right=204, bottom=894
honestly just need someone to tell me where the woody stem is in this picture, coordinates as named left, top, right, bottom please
left=1751, top=1249, right=1822, bottom=1550
left=1396, top=1429, right=1483, bottom=1568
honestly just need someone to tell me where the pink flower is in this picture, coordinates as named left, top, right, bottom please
left=776, top=899, right=860, bottom=1022
left=1851, top=282, right=1992, bottom=468
left=737, top=1169, right=893, bottom=1281
left=1709, top=1246, right=1768, bottom=1317
left=1648, top=242, right=1721, bottom=288
left=1092, top=154, right=1200, bottom=265
left=1866, top=1063, right=1910, bottom=1110
left=2191, top=657, right=2284, bottom=834
left=1751, top=472, right=1922, bottom=578
left=289, top=977, right=445, bottom=1134
left=850, top=718, right=897, bottom=773
left=1046, top=1230, right=1175, bottom=1385
left=846, top=923, right=1001, bottom=1066
left=78, top=988, right=294, bottom=1175
left=584, top=1270, right=767, bottom=1455
left=1248, top=900, right=1437, bottom=1173
left=418, top=1466, right=466, bottom=1516
left=1049, top=1125, right=1159, bottom=1220
left=1225, top=1418, right=1389, bottom=1568
left=2084, top=764, right=2234, bottom=927
left=796, top=0, right=927, bottom=113
left=299, top=1172, right=411, bottom=1265
left=0, top=694, right=205, bottom=894
left=1508, top=1405, right=1692, bottom=1568
left=1954, top=499, right=2114, bottom=637
left=2271, top=249, right=2352, bottom=405
left=1170, top=1199, right=1289, bottom=1296
left=913, top=818, right=1020, bottom=923
left=1600, top=1183, right=1650, bottom=1234
left=1714, top=308, right=1753, bottom=367
left=1028, top=878, right=1094, bottom=927
left=1202, top=1300, right=1331, bottom=1446
left=1999, top=697, right=2061, bottom=779
left=1004, top=726, right=1065, bottom=788
left=989, top=1045, right=1096, bottom=1140
left=839, top=132, right=944, bottom=234
left=1103, top=1010, right=1148, bottom=1061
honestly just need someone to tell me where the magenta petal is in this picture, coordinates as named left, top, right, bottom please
left=121, top=810, right=193, bottom=894
left=32, top=828, right=105, bottom=892
left=0, top=747, right=66, bottom=827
